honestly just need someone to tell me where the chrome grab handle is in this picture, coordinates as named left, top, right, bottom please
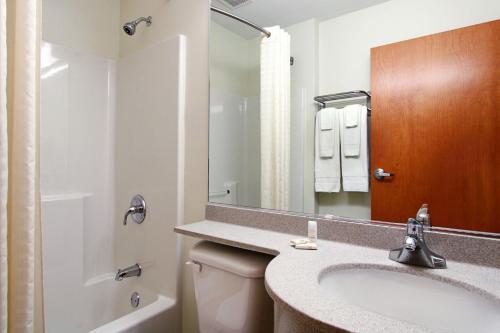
left=374, top=168, right=393, bottom=180
left=123, top=194, right=146, bottom=225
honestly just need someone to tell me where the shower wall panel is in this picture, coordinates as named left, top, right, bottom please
left=40, top=42, right=117, bottom=332
left=115, top=35, right=186, bottom=305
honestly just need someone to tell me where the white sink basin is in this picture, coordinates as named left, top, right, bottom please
left=319, top=266, right=500, bottom=333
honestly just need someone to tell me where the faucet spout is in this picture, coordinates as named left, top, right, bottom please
left=115, top=263, right=142, bottom=281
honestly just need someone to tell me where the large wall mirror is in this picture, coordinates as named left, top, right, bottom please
left=208, top=0, right=499, bottom=234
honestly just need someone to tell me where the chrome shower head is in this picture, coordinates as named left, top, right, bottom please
left=123, top=16, right=152, bottom=36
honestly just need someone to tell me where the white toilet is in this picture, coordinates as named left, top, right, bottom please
left=189, top=241, right=274, bottom=333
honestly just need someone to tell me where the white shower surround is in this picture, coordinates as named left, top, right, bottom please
left=41, top=35, right=185, bottom=332
left=209, top=22, right=261, bottom=208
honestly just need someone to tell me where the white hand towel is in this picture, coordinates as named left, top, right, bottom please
left=344, top=107, right=359, bottom=127
left=319, top=108, right=335, bottom=157
left=342, top=105, right=361, bottom=157
left=320, top=109, right=333, bottom=130
left=340, top=106, right=369, bottom=192
left=315, top=108, right=340, bottom=192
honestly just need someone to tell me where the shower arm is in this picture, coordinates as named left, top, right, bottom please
left=133, top=16, right=152, bottom=26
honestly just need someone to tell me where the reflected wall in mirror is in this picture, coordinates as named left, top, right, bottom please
left=209, top=0, right=500, bottom=234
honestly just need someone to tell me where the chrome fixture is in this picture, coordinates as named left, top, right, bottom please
left=123, top=16, right=152, bottom=36
left=374, top=168, right=393, bottom=180
left=115, top=263, right=142, bottom=281
left=389, top=204, right=446, bottom=269
left=130, top=292, right=140, bottom=308
left=314, top=90, right=372, bottom=114
left=209, top=189, right=230, bottom=197
left=211, top=6, right=271, bottom=38
left=123, top=194, right=146, bottom=225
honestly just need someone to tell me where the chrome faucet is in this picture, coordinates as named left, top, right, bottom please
left=115, top=263, right=142, bottom=281
left=123, top=194, right=146, bottom=225
left=389, top=204, right=446, bottom=269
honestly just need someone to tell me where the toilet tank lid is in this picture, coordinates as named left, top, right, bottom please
left=190, top=241, right=274, bottom=278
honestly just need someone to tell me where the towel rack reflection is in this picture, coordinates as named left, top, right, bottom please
left=314, top=90, right=371, bottom=116
left=209, top=189, right=230, bottom=197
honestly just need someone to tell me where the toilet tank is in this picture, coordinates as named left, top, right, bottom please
left=189, top=241, right=275, bottom=333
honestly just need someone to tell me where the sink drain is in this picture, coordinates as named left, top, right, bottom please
left=130, top=292, right=140, bottom=308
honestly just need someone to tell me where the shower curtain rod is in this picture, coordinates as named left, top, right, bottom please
left=210, top=6, right=272, bottom=38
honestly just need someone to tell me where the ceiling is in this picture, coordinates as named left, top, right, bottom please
left=211, top=0, right=392, bottom=39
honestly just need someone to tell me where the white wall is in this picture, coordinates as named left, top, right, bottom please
left=209, top=22, right=260, bottom=208
left=119, top=0, right=209, bottom=240
left=319, top=0, right=500, bottom=94
left=119, top=1, right=209, bottom=332
left=42, top=0, right=120, bottom=58
left=317, top=0, right=500, bottom=219
left=115, top=34, right=185, bottom=316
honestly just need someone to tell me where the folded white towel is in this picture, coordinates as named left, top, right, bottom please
left=320, top=109, right=333, bottom=130
left=344, top=107, right=359, bottom=128
left=315, top=108, right=340, bottom=192
left=339, top=105, right=369, bottom=192
left=318, top=108, right=335, bottom=157
left=342, top=105, right=361, bottom=157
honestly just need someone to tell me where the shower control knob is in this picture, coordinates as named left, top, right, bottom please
left=123, top=194, right=146, bottom=225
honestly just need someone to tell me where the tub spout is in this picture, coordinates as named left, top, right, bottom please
left=115, top=263, right=142, bottom=281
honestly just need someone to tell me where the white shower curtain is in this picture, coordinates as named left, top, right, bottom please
left=0, top=0, right=43, bottom=332
left=260, top=26, right=291, bottom=211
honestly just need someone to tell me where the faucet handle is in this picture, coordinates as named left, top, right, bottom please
left=416, top=204, right=431, bottom=228
left=123, top=194, right=146, bottom=225
left=406, top=218, right=424, bottom=240
left=404, top=236, right=417, bottom=251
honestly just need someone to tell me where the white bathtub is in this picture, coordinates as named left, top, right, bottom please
left=42, top=195, right=179, bottom=332
left=89, top=294, right=177, bottom=333
left=42, top=257, right=178, bottom=333
left=86, top=274, right=177, bottom=333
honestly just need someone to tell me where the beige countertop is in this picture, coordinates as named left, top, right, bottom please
left=175, top=220, right=500, bottom=333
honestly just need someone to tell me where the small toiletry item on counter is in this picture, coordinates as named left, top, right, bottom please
left=308, top=220, right=317, bottom=243
left=295, top=242, right=318, bottom=250
left=290, top=220, right=318, bottom=250
left=290, top=238, right=310, bottom=246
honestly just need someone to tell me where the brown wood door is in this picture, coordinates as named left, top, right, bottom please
left=370, top=20, right=500, bottom=233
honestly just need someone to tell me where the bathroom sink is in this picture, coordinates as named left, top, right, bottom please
left=319, top=266, right=500, bottom=333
